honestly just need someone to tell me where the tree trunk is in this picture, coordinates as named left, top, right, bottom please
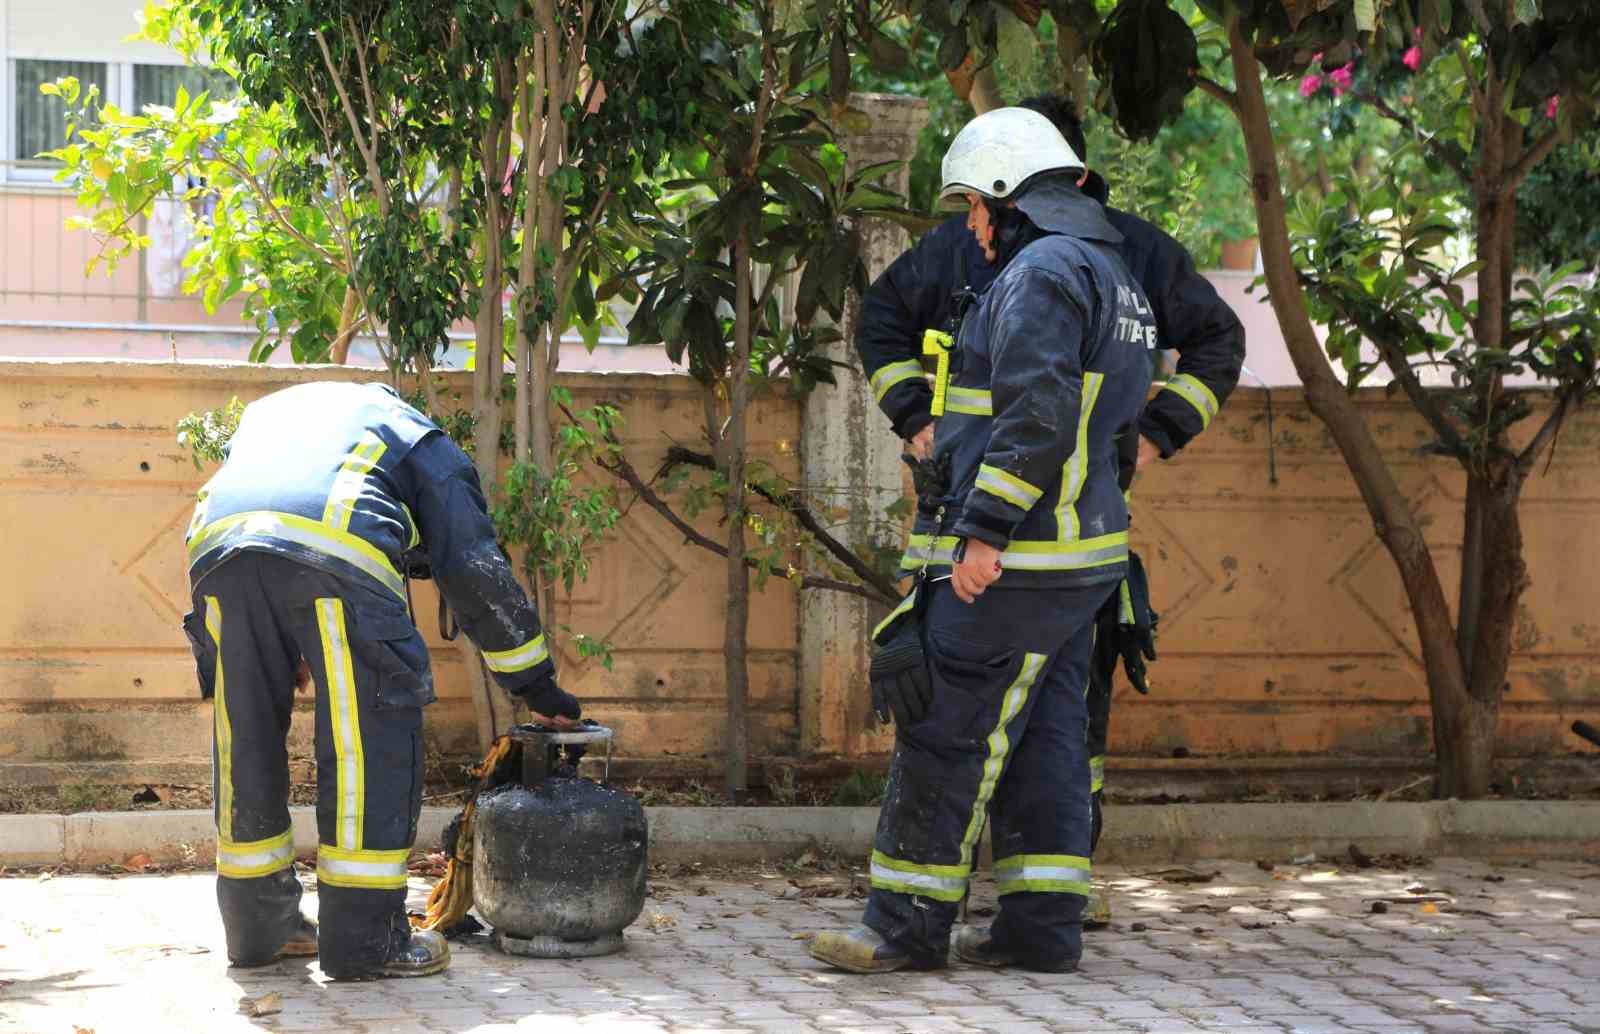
left=330, top=284, right=360, bottom=364
left=1222, top=14, right=1474, bottom=795
left=462, top=110, right=521, bottom=752
left=723, top=227, right=754, bottom=798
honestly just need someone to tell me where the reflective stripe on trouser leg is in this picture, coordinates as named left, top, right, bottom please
left=206, top=595, right=232, bottom=843
left=316, top=598, right=365, bottom=852
left=984, top=584, right=1109, bottom=967
left=995, top=854, right=1092, bottom=896
left=1089, top=754, right=1106, bottom=794
left=317, top=845, right=410, bottom=890
left=867, top=653, right=1047, bottom=902
left=218, top=829, right=296, bottom=879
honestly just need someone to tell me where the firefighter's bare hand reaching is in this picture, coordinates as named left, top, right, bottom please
left=951, top=538, right=1002, bottom=603
left=905, top=424, right=935, bottom=463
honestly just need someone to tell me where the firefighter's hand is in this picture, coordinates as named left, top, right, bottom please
left=952, top=538, right=1002, bottom=604
left=906, top=424, right=935, bottom=462
left=1136, top=435, right=1161, bottom=470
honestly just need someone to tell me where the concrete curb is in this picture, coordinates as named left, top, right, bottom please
left=4, top=802, right=1599, bottom=869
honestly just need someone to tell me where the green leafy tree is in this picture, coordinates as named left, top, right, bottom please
left=615, top=0, right=911, bottom=793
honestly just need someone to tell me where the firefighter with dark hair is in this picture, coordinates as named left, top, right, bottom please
left=182, top=381, right=580, bottom=980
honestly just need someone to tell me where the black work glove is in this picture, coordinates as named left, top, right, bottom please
left=1118, top=553, right=1158, bottom=695
left=519, top=671, right=581, bottom=721
left=870, top=621, right=932, bottom=727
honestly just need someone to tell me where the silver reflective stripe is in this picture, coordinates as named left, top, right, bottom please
left=905, top=540, right=1128, bottom=571
left=870, top=361, right=924, bottom=401
left=869, top=859, right=966, bottom=897
left=189, top=511, right=405, bottom=599
left=317, top=599, right=364, bottom=852
left=483, top=635, right=550, bottom=674
left=1056, top=371, right=1105, bottom=541
left=1001, top=863, right=1092, bottom=883
left=945, top=386, right=992, bottom=415
left=317, top=848, right=410, bottom=889
left=217, top=833, right=295, bottom=877
left=1163, top=373, right=1219, bottom=428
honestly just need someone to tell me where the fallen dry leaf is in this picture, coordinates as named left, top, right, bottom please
left=791, top=931, right=816, bottom=941
left=237, top=991, right=282, bottom=1017
left=645, top=911, right=678, bottom=933
left=1140, top=867, right=1219, bottom=885
left=1421, top=902, right=1439, bottom=914
left=124, top=854, right=154, bottom=872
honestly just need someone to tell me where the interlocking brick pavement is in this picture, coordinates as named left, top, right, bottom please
left=2, top=858, right=1597, bottom=1033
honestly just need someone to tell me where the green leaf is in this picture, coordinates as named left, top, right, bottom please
left=1353, top=0, right=1376, bottom=31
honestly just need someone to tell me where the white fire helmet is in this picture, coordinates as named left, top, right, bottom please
left=938, top=107, right=1084, bottom=206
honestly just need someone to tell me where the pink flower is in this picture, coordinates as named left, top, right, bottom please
left=1300, top=73, right=1324, bottom=98
left=1329, top=63, right=1355, bottom=97
left=1546, top=95, right=1560, bottom=119
left=1402, top=46, right=1422, bottom=72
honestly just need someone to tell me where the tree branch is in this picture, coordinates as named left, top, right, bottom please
left=1454, top=43, right=1490, bottom=124
left=1195, top=75, right=1239, bottom=115
left=660, top=445, right=901, bottom=604
left=312, top=29, right=388, bottom=217
left=1516, top=387, right=1578, bottom=477
left=596, top=444, right=890, bottom=603
left=1356, top=91, right=1470, bottom=179
left=1505, top=125, right=1562, bottom=193
left=1299, top=273, right=1468, bottom=461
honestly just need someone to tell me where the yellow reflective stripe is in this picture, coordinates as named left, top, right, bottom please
left=1056, top=372, right=1105, bottom=541
left=1119, top=578, right=1135, bottom=625
left=869, top=850, right=969, bottom=902
left=872, top=585, right=919, bottom=641
left=322, top=431, right=388, bottom=531
left=217, top=829, right=295, bottom=879
left=975, top=464, right=1044, bottom=511
left=945, top=386, right=992, bottom=416
left=400, top=502, right=421, bottom=550
left=188, top=511, right=406, bottom=600
left=957, top=653, right=1046, bottom=869
left=900, top=532, right=1129, bottom=573
left=205, top=596, right=231, bottom=843
left=317, top=599, right=365, bottom=852
left=482, top=634, right=550, bottom=674
left=187, top=488, right=211, bottom=540
left=1090, top=754, right=1106, bottom=793
left=995, top=854, right=1092, bottom=896
left=870, top=360, right=924, bottom=402
left=1162, top=374, right=1219, bottom=429
left=317, top=845, right=410, bottom=890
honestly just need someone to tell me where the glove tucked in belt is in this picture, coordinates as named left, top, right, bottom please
left=869, top=580, right=933, bottom=727
left=870, top=620, right=933, bottom=727
left=1117, top=552, right=1159, bottom=695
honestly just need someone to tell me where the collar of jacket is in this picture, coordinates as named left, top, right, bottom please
left=1012, top=176, right=1123, bottom=245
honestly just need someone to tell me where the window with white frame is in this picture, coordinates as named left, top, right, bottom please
left=11, top=58, right=107, bottom=165
left=5, top=59, right=230, bottom=182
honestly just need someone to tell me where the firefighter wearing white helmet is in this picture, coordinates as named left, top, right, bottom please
left=810, top=107, right=1156, bottom=976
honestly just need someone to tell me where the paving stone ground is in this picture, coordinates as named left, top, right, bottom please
left=2, top=858, right=1598, bottom=1034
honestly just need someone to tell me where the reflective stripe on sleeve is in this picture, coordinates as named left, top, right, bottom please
left=1161, top=374, right=1220, bottom=430
left=974, top=464, right=1044, bottom=512
left=870, top=361, right=925, bottom=402
left=482, top=635, right=550, bottom=674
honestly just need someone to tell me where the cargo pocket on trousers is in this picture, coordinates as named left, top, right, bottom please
left=351, top=607, right=437, bottom=710
left=924, top=629, right=1019, bottom=738
left=182, top=607, right=218, bottom=700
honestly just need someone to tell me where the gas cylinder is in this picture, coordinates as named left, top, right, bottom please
left=472, top=723, right=647, bottom=958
